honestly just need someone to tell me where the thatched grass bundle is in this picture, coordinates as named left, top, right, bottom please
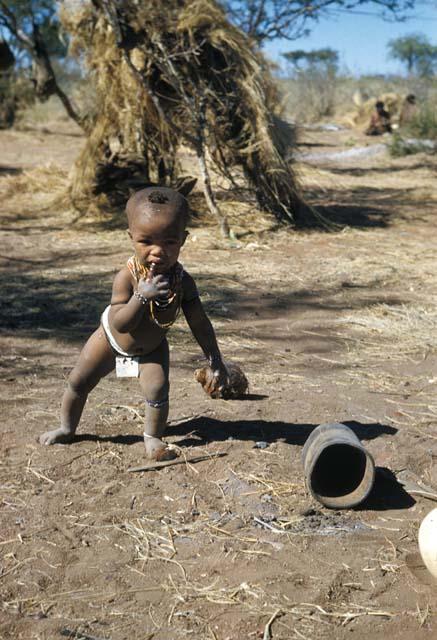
left=62, top=0, right=302, bottom=224
left=346, top=93, right=402, bottom=130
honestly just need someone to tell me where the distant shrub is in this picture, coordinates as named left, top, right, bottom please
left=279, top=48, right=340, bottom=122
left=280, top=67, right=338, bottom=122
left=388, top=132, right=436, bottom=157
left=389, top=134, right=422, bottom=156
left=0, top=73, right=35, bottom=129
left=405, top=103, right=437, bottom=140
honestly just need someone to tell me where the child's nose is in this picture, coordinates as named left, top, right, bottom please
left=150, top=245, right=165, bottom=258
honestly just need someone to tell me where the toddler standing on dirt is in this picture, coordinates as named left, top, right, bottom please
left=39, top=186, right=230, bottom=460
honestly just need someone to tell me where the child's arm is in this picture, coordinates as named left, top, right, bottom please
left=182, top=290, right=229, bottom=391
left=109, top=268, right=169, bottom=333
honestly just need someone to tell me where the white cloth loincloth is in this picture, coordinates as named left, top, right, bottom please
left=101, top=306, right=137, bottom=357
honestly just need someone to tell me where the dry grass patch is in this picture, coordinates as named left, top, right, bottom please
left=341, top=304, right=437, bottom=359
left=0, top=163, right=68, bottom=200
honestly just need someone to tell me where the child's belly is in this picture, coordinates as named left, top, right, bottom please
left=107, top=312, right=168, bottom=355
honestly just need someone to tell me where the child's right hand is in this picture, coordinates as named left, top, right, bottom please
left=137, top=274, right=170, bottom=301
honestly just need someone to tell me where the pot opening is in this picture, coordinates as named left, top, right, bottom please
left=310, top=443, right=367, bottom=498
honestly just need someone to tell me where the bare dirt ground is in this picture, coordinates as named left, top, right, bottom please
left=1, top=119, right=437, bottom=640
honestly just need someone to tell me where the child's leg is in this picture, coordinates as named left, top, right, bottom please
left=40, top=327, right=115, bottom=445
left=139, top=338, right=176, bottom=461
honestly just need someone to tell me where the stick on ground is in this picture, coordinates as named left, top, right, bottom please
left=127, top=451, right=227, bottom=472
left=263, top=609, right=282, bottom=640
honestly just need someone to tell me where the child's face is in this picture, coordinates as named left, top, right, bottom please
left=128, top=211, right=187, bottom=273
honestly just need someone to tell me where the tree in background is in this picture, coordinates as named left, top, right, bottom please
left=0, top=0, right=83, bottom=126
left=220, top=0, right=416, bottom=46
left=388, top=33, right=437, bottom=76
left=282, top=48, right=339, bottom=72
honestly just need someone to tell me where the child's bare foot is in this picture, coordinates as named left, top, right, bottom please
left=143, top=434, right=177, bottom=461
left=39, top=428, right=75, bottom=445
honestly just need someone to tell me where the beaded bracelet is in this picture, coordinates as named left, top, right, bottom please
left=133, top=290, right=148, bottom=305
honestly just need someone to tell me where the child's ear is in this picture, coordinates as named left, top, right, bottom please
left=181, top=230, right=189, bottom=246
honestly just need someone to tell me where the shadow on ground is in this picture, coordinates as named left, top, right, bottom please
left=358, top=467, right=416, bottom=511
left=307, top=185, right=415, bottom=228
left=74, top=417, right=396, bottom=448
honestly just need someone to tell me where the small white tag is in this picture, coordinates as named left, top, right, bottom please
left=116, top=356, right=140, bottom=378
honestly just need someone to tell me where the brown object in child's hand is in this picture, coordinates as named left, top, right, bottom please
left=194, top=362, right=249, bottom=399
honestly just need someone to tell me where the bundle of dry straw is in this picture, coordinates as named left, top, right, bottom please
left=62, top=0, right=302, bottom=224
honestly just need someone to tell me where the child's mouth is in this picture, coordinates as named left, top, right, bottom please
left=150, top=259, right=174, bottom=270
left=149, top=261, right=165, bottom=272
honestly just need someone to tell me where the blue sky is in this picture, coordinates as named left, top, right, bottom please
left=265, top=3, right=437, bottom=76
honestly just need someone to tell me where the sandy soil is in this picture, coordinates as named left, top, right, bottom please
left=1, top=121, right=436, bottom=640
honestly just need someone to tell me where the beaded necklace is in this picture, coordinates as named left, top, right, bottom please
left=127, top=256, right=182, bottom=329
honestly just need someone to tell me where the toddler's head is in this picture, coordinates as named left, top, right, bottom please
left=126, top=187, right=189, bottom=273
